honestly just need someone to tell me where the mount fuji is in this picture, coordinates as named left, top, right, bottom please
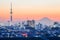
left=39, top=17, right=54, bottom=26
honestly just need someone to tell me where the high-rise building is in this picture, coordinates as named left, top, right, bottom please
left=27, top=20, right=35, bottom=28
left=35, top=23, right=42, bottom=30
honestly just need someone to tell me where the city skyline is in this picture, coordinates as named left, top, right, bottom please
left=0, top=0, right=60, bottom=21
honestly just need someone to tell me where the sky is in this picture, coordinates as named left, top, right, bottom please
left=0, top=0, right=60, bottom=22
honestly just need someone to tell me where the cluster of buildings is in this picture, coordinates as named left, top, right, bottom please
left=0, top=3, right=60, bottom=40
left=0, top=19, right=60, bottom=40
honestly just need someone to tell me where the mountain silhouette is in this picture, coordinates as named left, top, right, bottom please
left=39, top=17, right=54, bottom=26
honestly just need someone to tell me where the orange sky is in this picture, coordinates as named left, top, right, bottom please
left=0, top=0, right=60, bottom=21
left=0, top=6, right=60, bottom=21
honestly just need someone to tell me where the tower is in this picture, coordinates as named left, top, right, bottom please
left=10, top=2, right=12, bottom=22
left=10, top=2, right=13, bottom=26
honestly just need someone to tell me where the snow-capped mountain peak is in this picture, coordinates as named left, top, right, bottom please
left=39, top=17, right=54, bottom=26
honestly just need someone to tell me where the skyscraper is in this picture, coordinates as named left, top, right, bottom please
left=27, top=20, right=35, bottom=28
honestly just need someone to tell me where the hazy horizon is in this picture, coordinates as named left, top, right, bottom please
left=0, top=0, right=60, bottom=21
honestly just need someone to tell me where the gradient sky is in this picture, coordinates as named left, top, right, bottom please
left=0, top=0, right=60, bottom=21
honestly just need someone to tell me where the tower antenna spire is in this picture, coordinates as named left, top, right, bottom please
left=10, top=2, right=13, bottom=22
left=10, top=2, right=13, bottom=26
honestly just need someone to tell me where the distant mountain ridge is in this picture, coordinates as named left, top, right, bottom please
left=39, top=17, right=54, bottom=26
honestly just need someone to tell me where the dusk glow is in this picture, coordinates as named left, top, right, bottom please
left=0, top=0, right=60, bottom=21
left=0, top=0, right=60, bottom=39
